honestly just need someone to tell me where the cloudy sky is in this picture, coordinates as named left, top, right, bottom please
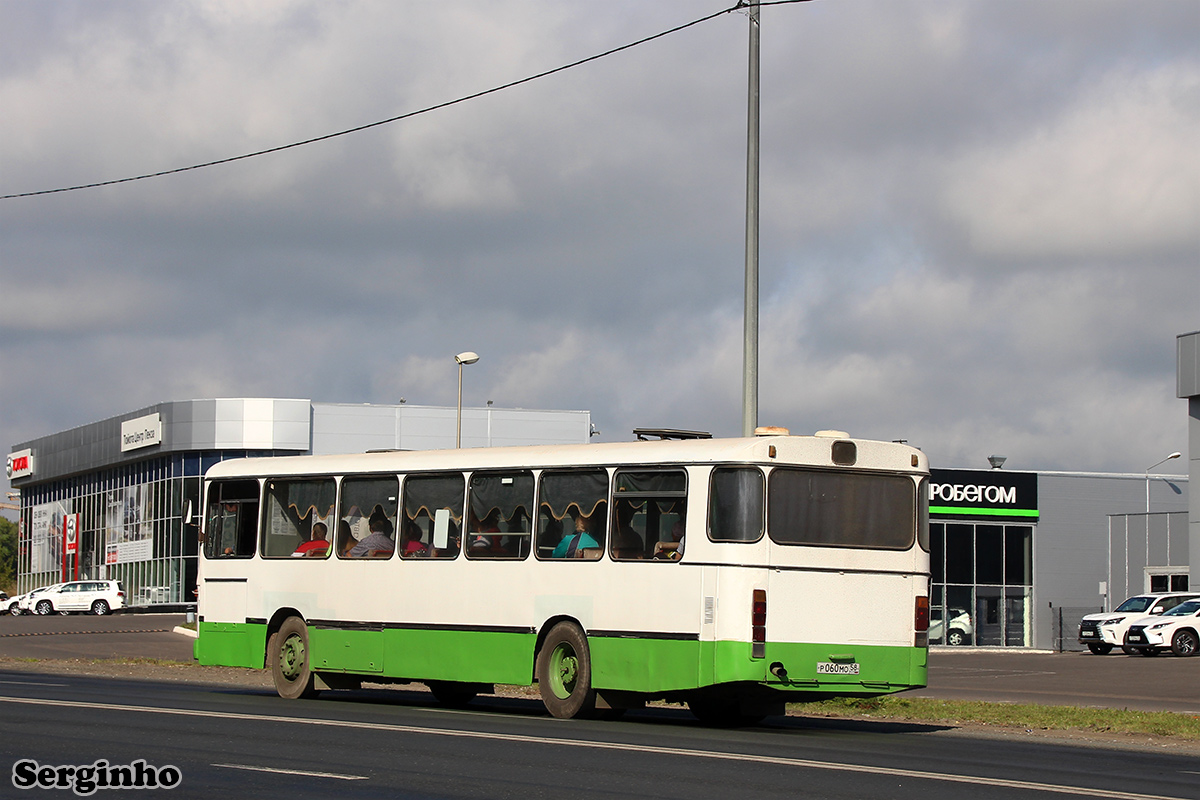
left=2, top=0, right=1197, bottom=503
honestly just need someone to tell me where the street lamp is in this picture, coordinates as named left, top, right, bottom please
left=454, top=351, right=479, bottom=448
left=1145, top=451, right=1182, bottom=512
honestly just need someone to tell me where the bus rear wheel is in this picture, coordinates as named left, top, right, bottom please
left=537, top=622, right=595, bottom=719
left=270, top=617, right=320, bottom=700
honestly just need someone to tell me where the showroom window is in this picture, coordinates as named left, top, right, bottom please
left=930, top=521, right=1033, bottom=647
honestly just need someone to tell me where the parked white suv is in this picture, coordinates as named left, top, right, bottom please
left=22, top=581, right=125, bottom=616
left=16, top=584, right=63, bottom=615
left=1078, top=592, right=1200, bottom=654
left=1124, top=599, right=1200, bottom=656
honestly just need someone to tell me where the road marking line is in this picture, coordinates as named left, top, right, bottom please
left=214, top=763, right=367, bottom=780
left=0, top=695, right=1181, bottom=800
left=0, top=680, right=68, bottom=687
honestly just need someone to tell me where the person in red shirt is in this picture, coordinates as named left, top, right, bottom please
left=292, top=522, right=331, bottom=557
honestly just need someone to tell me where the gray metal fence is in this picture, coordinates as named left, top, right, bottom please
left=1051, top=605, right=1102, bottom=652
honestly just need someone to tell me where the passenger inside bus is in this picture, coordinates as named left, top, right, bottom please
left=552, top=509, right=601, bottom=558
left=337, top=521, right=357, bottom=558
left=468, top=508, right=505, bottom=556
left=348, top=508, right=395, bottom=558
left=653, top=516, right=685, bottom=560
left=291, top=522, right=330, bottom=558
left=400, top=519, right=428, bottom=557
left=612, top=501, right=644, bottom=559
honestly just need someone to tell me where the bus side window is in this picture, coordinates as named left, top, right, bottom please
left=260, top=478, right=336, bottom=558
left=203, top=479, right=261, bottom=559
left=403, top=473, right=465, bottom=560
left=338, top=476, right=399, bottom=560
left=537, top=469, right=608, bottom=560
left=708, top=467, right=764, bottom=543
left=467, top=471, right=534, bottom=560
left=612, top=469, right=688, bottom=562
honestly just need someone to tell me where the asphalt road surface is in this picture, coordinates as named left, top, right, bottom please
left=2, top=613, right=1197, bottom=713
left=2, top=670, right=1197, bottom=800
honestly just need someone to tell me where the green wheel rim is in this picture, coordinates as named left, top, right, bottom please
left=279, top=634, right=306, bottom=681
left=548, top=642, right=579, bottom=700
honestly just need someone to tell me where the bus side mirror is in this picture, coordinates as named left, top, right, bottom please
left=183, top=500, right=195, bottom=526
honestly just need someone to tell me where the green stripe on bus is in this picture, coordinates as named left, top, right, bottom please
left=196, top=622, right=926, bottom=695
left=929, top=506, right=1039, bottom=518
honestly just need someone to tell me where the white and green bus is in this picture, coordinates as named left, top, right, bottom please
left=194, top=429, right=930, bottom=723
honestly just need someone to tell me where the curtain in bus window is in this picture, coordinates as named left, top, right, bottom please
left=612, top=469, right=688, bottom=560
left=538, top=469, right=608, bottom=559
left=339, top=477, right=399, bottom=559
left=403, top=474, right=465, bottom=559
left=467, top=472, right=533, bottom=559
left=614, top=471, right=686, bottom=494
left=768, top=469, right=914, bottom=549
left=263, top=479, right=336, bottom=558
left=708, top=467, right=764, bottom=542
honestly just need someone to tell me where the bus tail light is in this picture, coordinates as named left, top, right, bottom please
left=752, top=589, right=766, bottom=659
left=915, top=596, right=929, bottom=632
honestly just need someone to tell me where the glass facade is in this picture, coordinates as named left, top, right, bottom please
left=15, top=451, right=252, bottom=606
left=929, top=521, right=1034, bottom=647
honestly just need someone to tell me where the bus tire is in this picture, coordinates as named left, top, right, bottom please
left=270, top=617, right=320, bottom=700
left=537, top=622, right=596, bottom=719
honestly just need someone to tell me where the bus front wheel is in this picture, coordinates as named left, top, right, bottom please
left=537, top=622, right=596, bottom=719
left=270, top=617, right=320, bottom=700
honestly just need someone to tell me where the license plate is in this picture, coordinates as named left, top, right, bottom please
left=1128, top=634, right=1144, bottom=642
left=817, top=662, right=860, bottom=675
left=1080, top=631, right=1095, bottom=638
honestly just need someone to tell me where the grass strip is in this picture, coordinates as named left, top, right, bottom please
left=798, top=696, right=1200, bottom=740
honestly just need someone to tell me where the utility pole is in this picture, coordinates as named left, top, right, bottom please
left=741, top=1, right=760, bottom=437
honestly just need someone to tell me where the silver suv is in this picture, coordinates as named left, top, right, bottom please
left=1078, top=592, right=1200, bottom=654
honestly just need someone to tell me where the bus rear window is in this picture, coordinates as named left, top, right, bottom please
left=768, top=469, right=915, bottom=550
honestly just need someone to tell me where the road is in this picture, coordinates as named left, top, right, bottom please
left=3, top=613, right=1198, bottom=713
left=1, top=670, right=1197, bottom=800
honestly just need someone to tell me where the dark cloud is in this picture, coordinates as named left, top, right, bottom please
left=2, top=0, right=1196, bottom=507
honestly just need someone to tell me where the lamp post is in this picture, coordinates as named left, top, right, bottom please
left=1145, top=451, right=1182, bottom=512
left=454, top=351, right=479, bottom=448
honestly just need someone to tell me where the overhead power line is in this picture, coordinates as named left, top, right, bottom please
left=2, top=1, right=812, bottom=201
